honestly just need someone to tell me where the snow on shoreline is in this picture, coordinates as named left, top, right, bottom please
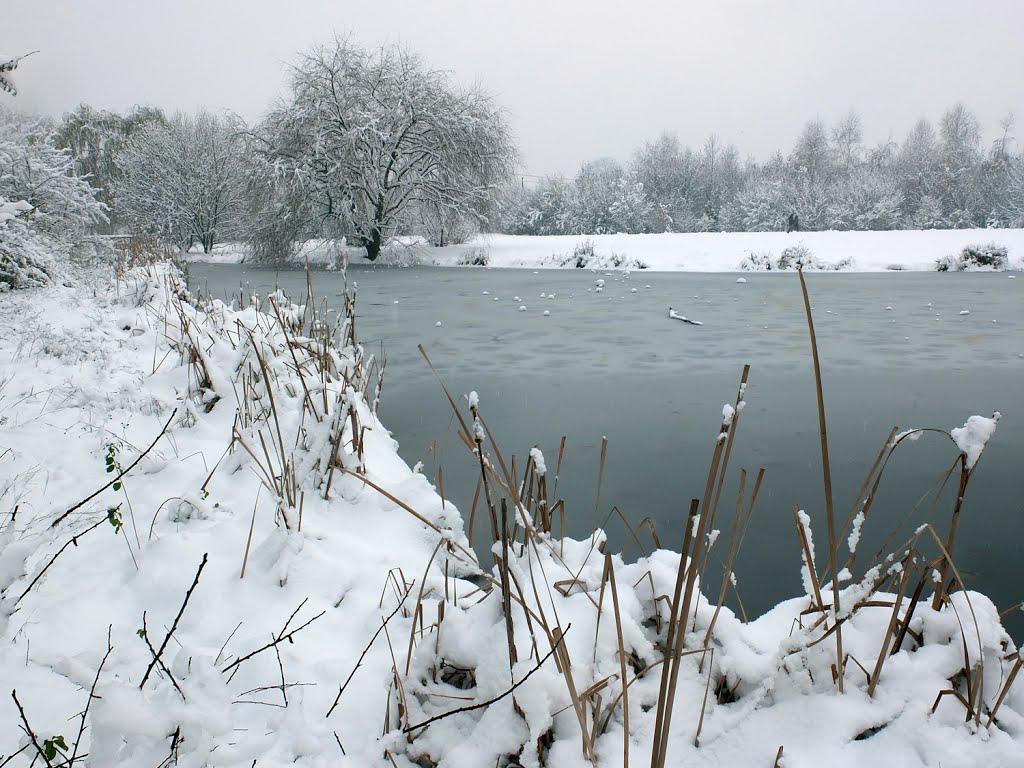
left=1, top=264, right=1022, bottom=766
left=183, top=229, right=1024, bottom=273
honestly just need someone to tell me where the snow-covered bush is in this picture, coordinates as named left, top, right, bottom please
left=570, top=238, right=595, bottom=267
left=739, top=250, right=775, bottom=271
left=457, top=247, right=489, bottom=266
left=777, top=243, right=817, bottom=270
left=0, top=201, right=55, bottom=289
left=547, top=239, right=648, bottom=270
left=739, top=245, right=853, bottom=272
left=936, top=242, right=1009, bottom=271
left=0, top=106, right=106, bottom=288
left=112, top=235, right=180, bottom=276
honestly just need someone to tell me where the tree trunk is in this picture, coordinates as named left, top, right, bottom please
left=365, top=228, right=382, bottom=261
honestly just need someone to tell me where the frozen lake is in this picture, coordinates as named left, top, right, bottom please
left=189, top=264, right=1024, bottom=635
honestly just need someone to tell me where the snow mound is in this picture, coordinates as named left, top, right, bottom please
left=951, top=412, right=1001, bottom=470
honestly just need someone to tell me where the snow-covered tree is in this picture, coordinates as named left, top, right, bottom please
left=511, top=175, right=576, bottom=236
left=570, top=158, right=626, bottom=234
left=937, top=103, right=984, bottom=226
left=0, top=106, right=106, bottom=288
left=719, top=161, right=787, bottom=232
left=54, top=103, right=166, bottom=232
left=829, top=168, right=903, bottom=230
left=791, top=119, right=832, bottom=183
left=831, top=110, right=864, bottom=174
left=0, top=53, right=33, bottom=97
left=252, top=38, right=515, bottom=261
left=629, top=132, right=700, bottom=230
left=114, top=110, right=245, bottom=251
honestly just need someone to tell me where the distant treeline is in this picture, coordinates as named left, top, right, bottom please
left=5, top=39, right=1023, bottom=274
left=498, top=106, right=1024, bottom=236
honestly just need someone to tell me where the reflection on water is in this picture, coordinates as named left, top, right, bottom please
left=190, top=264, right=1024, bottom=638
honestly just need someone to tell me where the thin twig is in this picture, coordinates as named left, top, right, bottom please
left=69, top=626, right=114, bottom=764
left=16, top=516, right=107, bottom=605
left=11, top=690, right=52, bottom=768
left=222, top=606, right=325, bottom=674
left=51, top=409, right=178, bottom=528
left=140, top=553, right=208, bottom=689
left=404, top=625, right=570, bottom=734
left=327, top=585, right=413, bottom=717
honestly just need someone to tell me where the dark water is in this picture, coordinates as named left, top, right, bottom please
left=189, top=264, right=1024, bottom=638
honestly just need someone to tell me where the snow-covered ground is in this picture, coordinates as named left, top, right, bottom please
left=184, top=229, right=1024, bottom=272
left=1, top=263, right=1022, bottom=767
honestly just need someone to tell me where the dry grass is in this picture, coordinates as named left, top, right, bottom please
left=137, top=259, right=1019, bottom=765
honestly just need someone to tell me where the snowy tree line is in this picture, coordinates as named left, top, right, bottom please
left=500, top=107, right=1024, bottom=235
left=4, top=36, right=1024, bottom=285
left=3, top=38, right=515, bottom=264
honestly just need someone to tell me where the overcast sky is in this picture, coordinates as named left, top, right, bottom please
left=6, top=1, right=1024, bottom=175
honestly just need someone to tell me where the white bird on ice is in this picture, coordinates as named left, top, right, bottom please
left=668, top=307, right=702, bottom=326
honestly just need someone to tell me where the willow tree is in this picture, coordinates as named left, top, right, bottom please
left=252, top=38, right=516, bottom=261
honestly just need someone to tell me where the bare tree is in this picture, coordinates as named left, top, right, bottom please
left=252, top=37, right=516, bottom=261
left=114, top=111, right=246, bottom=251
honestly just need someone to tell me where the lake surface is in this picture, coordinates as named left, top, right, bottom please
left=189, top=264, right=1024, bottom=637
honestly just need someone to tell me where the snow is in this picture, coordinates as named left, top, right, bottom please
left=1, top=261, right=1022, bottom=767
left=529, top=447, right=547, bottom=477
left=950, top=413, right=1002, bottom=470
left=183, top=230, right=1024, bottom=272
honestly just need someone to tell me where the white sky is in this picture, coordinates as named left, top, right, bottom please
left=6, top=0, right=1024, bottom=175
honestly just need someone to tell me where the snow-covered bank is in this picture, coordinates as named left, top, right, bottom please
left=1, top=263, right=1022, bottom=767
left=183, top=229, right=1024, bottom=272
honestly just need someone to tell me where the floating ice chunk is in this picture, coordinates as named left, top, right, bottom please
left=514, top=296, right=520, bottom=301
left=595, top=286, right=603, bottom=292
left=548, top=293, right=555, bottom=299
left=540, top=292, right=547, bottom=298
left=595, top=279, right=605, bottom=287
left=393, top=299, right=399, bottom=304
left=951, top=412, right=1001, bottom=470
left=959, top=309, right=970, bottom=315
left=736, top=277, right=747, bottom=283
left=493, top=296, right=499, bottom=301
left=482, top=290, right=490, bottom=295
left=435, top=321, right=442, bottom=327
left=885, top=306, right=892, bottom=311
left=631, top=287, right=638, bottom=293
left=645, top=284, right=651, bottom=289
left=518, top=305, right=527, bottom=312
left=542, top=310, right=550, bottom=316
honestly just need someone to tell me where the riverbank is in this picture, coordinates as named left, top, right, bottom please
left=183, top=228, right=1024, bottom=272
left=1, top=262, right=1022, bottom=767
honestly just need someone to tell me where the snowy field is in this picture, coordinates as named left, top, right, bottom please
left=1, top=263, right=1023, bottom=767
left=184, top=229, right=1024, bottom=273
